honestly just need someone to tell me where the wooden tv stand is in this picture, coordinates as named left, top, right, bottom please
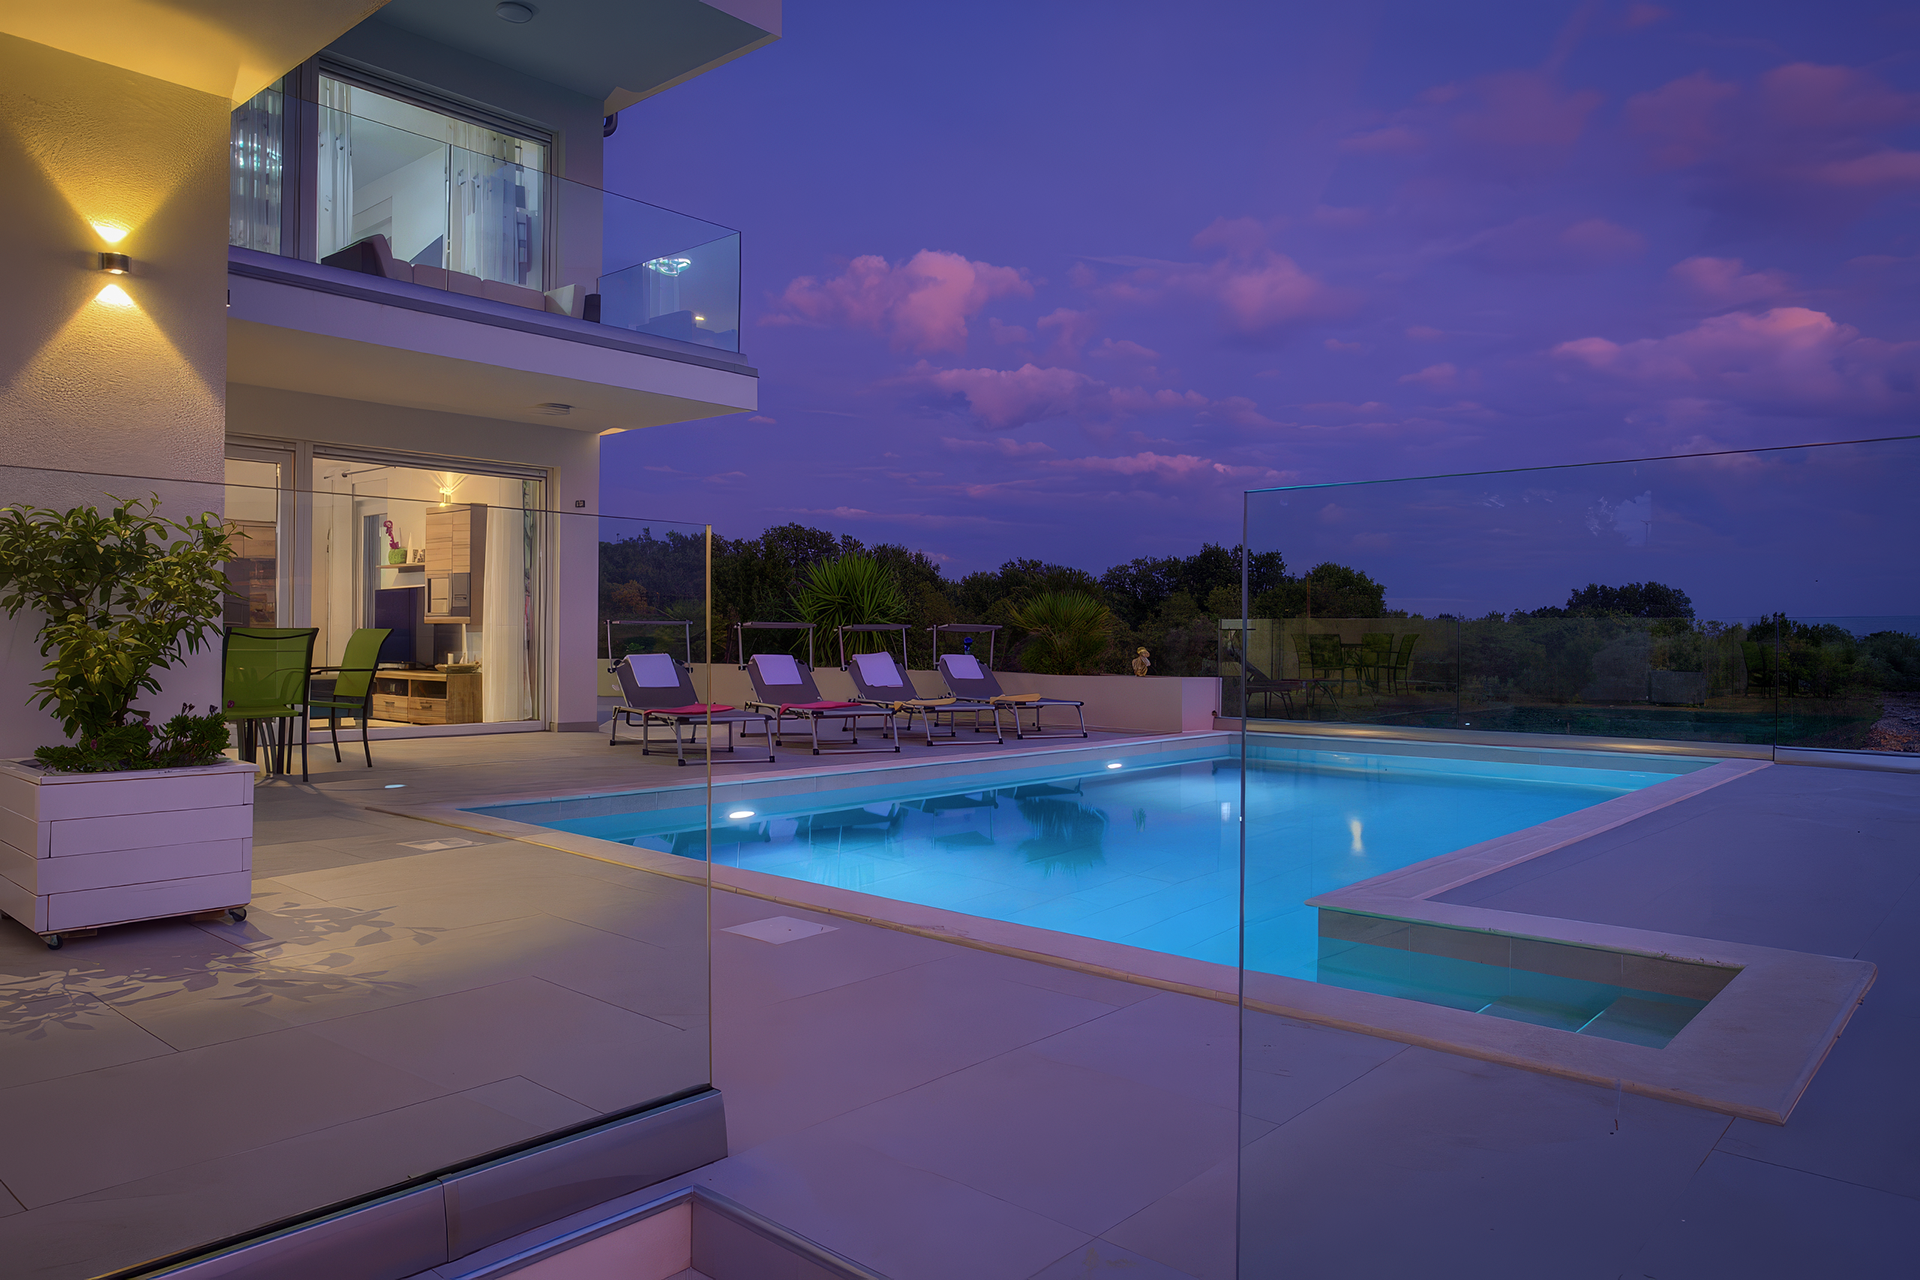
left=371, top=671, right=481, bottom=725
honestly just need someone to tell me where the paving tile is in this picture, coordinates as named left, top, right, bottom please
left=1233, top=1046, right=1733, bottom=1280
left=1629, top=1151, right=1920, bottom=1279
left=1714, top=1003, right=1920, bottom=1200
left=1024, top=1239, right=1200, bottom=1280
left=1235, top=1009, right=1409, bottom=1126
left=919, top=946, right=1162, bottom=1010
left=0, top=989, right=176, bottom=1089
left=824, top=1048, right=1241, bottom=1237
left=1098, top=1154, right=1235, bottom=1280
left=0, top=1182, right=21, bottom=1218
left=713, top=962, right=1119, bottom=1149
left=300, top=975, right=703, bottom=1114
left=710, top=899, right=957, bottom=1011
left=0, top=1027, right=446, bottom=1206
left=1023, top=993, right=1238, bottom=1109
left=0, top=1091, right=533, bottom=1280
left=458, top=1075, right=600, bottom=1132
left=695, top=1132, right=1089, bottom=1280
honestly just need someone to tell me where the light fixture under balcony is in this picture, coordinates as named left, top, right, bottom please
left=534, top=403, right=572, bottom=416
left=496, top=2, right=535, bottom=22
left=99, top=252, right=130, bottom=275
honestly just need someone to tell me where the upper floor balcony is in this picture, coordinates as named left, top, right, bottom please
left=226, top=81, right=755, bottom=431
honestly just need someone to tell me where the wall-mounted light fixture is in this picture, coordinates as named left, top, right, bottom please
left=496, top=2, right=535, bottom=22
left=99, top=252, right=130, bottom=274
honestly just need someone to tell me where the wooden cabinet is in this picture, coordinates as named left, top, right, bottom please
left=424, top=503, right=486, bottom=623
left=371, top=672, right=481, bottom=725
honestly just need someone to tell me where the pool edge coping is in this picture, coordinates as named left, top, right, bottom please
left=370, top=738, right=1874, bottom=1126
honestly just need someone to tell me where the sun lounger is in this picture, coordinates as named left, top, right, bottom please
left=745, top=653, right=901, bottom=756
left=609, top=653, right=774, bottom=765
left=844, top=649, right=1004, bottom=745
left=934, top=653, right=1087, bottom=739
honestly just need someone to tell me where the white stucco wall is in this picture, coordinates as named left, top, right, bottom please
left=0, top=34, right=233, bottom=759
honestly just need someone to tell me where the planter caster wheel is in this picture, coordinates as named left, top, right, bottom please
left=41, top=933, right=62, bottom=951
left=229, top=906, right=248, bottom=923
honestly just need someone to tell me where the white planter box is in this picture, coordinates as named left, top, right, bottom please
left=0, top=757, right=255, bottom=947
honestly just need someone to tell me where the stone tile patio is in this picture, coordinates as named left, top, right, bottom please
left=0, top=729, right=1914, bottom=1279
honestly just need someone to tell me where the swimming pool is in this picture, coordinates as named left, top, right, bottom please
left=472, top=743, right=1717, bottom=1042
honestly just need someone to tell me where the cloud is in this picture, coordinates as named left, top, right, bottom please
left=1626, top=63, right=1920, bottom=227
left=1457, top=214, right=1646, bottom=274
left=903, top=361, right=1257, bottom=431
left=1344, top=70, right=1602, bottom=181
left=748, top=414, right=777, bottom=425
left=988, top=318, right=1030, bottom=345
left=940, top=436, right=1057, bottom=457
left=1036, top=307, right=1098, bottom=363
left=763, top=249, right=1033, bottom=353
left=1322, top=338, right=1367, bottom=353
left=1399, top=362, right=1463, bottom=389
left=1669, top=257, right=1791, bottom=310
left=1089, top=338, right=1160, bottom=363
left=1087, top=217, right=1351, bottom=339
left=1551, top=307, right=1920, bottom=419
left=1047, top=452, right=1286, bottom=483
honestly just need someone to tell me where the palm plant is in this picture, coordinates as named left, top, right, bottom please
left=1011, top=591, right=1115, bottom=674
left=792, top=553, right=910, bottom=656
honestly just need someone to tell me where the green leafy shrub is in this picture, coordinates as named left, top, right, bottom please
left=0, top=494, right=234, bottom=770
left=1011, top=592, right=1115, bottom=674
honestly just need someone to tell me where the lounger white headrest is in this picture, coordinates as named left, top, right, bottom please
left=625, top=653, right=680, bottom=687
left=754, top=653, right=805, bottom=685
left=852, top=651, right=904, bottom=688
left=943, top=654, right=984, bottom=680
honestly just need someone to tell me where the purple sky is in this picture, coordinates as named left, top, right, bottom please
left=599, top=0, right=1920, bottom=591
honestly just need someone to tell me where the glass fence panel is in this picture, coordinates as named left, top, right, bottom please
left=0, top=462, right=713, bottom=1280
left=1241, top=437, right=1920, bottom=757
left=229, top=89, right=741, bottom=352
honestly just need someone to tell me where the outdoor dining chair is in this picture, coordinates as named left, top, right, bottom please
left=1356, top=632, right=1395, bottom=691
left=306, top=627, right=390, bottom=768
left=1386, top=632, right=1420, bottom=694
left=221, top=626, right=318, bottom=780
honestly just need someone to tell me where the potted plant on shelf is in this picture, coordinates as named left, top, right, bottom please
left=0, top=494, right=259, bottom=949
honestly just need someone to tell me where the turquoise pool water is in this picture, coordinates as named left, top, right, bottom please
left=474, top=745, right=1705, bottom=989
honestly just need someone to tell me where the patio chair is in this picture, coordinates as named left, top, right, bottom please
left=1356, top=633, right=1395, bottom=691
left=1386, top=632, right=1420, bottom=694
left=306, top=627, right=389, bottom=768
left=744, top=653, right=901, bottom=756
left=845, top=648, right=1005, bottom=745
left=609, top=652, right=774, bottom=766
left=222, top=626, right=318, bottom=781
left=933, top=653, right=1087, bottom=739
left=1221, top=644, right=1307, bottom=719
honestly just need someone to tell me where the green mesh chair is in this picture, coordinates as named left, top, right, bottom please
left=222, top=627, right=318, bottom=780
left=1386, top=632, right=1420, bottom=693
left=307, top=628, right=391, bottom=768
left=1356, top=632, right=1395, bottom=691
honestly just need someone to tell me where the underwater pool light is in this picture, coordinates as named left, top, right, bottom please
left=1106, top=762, right=1123, bottom=769
left=728, top=809, right=755, bottom=819
left=384, top=783, right=406, bottom=789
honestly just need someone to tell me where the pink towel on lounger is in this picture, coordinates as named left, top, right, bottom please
left=778, top=700, right=863, bottom=713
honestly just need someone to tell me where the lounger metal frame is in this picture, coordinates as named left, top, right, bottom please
left=607, top=654, right=775, bottom=766
left=936, top=653, right=1089, bottom=740
left=838, top=628, right=1006, bottom=745
left=742, top=650, right=902, bottom=757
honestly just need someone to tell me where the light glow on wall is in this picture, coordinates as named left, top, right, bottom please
left=94, top=283, right=135, bottom=308
left=90, top=222, right=128, bottom=243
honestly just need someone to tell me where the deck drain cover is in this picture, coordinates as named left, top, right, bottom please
left=724, top=915, right=838, bottom=944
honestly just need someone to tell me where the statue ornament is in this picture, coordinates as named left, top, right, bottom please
left=1131, top=647, right=1151, bottom=677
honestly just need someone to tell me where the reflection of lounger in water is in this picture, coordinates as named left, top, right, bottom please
left=934, top=654, right=1087, bottom=739
left=844, top=650, right=1004, bottom=745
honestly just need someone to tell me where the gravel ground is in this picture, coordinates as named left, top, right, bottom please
left=1864, top=692, right=1920, bottom=752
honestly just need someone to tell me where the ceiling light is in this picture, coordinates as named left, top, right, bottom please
left=99, top=252, right=130, bottom=274
left=496, top=2, right=535, bottom=22
left=534, top=402, right=572, bottom=416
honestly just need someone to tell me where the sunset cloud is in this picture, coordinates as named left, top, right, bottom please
left=1087, top=217, right=1351, bottom=339
left=1552, top=308, right=1920, bottom=418
left=1669, top=257, right=1791, bottom=310
left=764, top=250, right=1033, bottom=353
left=903, top=361, right=1263, bottom=431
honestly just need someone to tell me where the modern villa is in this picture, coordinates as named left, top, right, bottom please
left=2, top=6, right=1917, bottom=1280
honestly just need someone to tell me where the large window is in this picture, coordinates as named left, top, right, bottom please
left=316, top=75, right=550, bottom=289
left=310, top=455, right=546, bottom=727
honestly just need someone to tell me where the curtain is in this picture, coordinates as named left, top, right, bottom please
left=448, top=122, right=545, bottom=288
left=316, top=79, right=355, bottom=259
left=480, top=491, right=535, bottom=722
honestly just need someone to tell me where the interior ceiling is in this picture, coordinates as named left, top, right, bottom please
left=370, top=0, right=778, bottom=114
left=1, top=1, right=390, bottom=103
left=227, top=318, right=749, bottom=434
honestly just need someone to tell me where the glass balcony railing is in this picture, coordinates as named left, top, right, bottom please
left=230, top=86, right=742, bottom=353
left=1232, top=436, right=1920, bottom=757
